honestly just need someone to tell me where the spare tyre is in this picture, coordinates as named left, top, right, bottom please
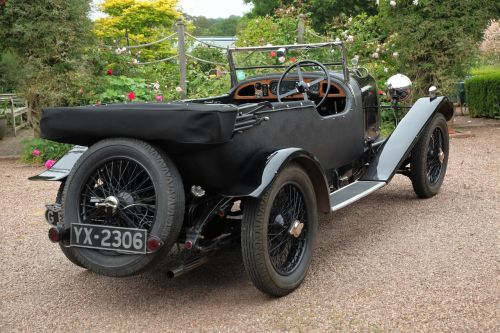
left=61, top=138, right=184, bottom=276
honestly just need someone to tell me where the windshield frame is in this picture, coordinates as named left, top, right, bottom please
left=227, top=42, right=350, bottom=88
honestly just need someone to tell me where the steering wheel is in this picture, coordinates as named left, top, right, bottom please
left=276, top=60, right=331, bottom=108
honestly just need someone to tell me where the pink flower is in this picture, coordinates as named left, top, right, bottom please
left=377, top=90, right=384, bottom=95
left=270, top=51, right=277, bottom=58
left=106, top=68, right=113, bottom=76
left=289, top=57, right=297, bottom=63
left=33, top=149, right=40, bottom=156
left=45, top=160, right=56, bottom=169
left=155, top=95, right=163, bottom=102
left=127, top=91, right=136, bottom=101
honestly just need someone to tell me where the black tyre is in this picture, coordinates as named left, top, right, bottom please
left=55, top=182, right=85, bottom=268
left=61, top=138, right=185, bottom=276
left=410, top=113, right=449, bottom=198
left=241, top=164, right=317, bottom=297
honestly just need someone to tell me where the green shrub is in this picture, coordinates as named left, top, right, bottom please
left=20, top=138, right=72, bottom=164
left=470, top=66, right=500, bottom=76
left=465, top=70, right=500, bottom=119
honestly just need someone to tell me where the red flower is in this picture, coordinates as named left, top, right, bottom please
left=44, top=160, right=56, bottom=169
left=270, top=51, right=277, bottom=58
left=377, top=90, right=384, bottom=95
left=106, top=68, right=113, bottom=76
left=128, top=91, right=136, bottom=101
left=289, top=57, right=297, bottom=63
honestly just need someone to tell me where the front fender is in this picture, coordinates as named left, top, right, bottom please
left=28, top=145, right=87, bottom=181
left=223, top=148, right=331, bottom=213
left=361, top=96, right=453, bottom=182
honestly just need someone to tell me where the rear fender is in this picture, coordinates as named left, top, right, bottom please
left=225, top=148, right=331, bottom=214
left=28, top=145, right=87, bottom=181
left=361, top=96, right=453, bottom=182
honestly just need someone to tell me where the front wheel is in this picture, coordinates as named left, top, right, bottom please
left=61, top=138, right=185, bottom=276
left=410, top=113, right=449, bottom=198
left=241, top=164, right=317, bottom=297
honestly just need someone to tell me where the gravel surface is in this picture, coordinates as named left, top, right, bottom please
left=1, top=124, right=498, bottom=332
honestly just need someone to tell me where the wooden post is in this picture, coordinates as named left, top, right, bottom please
left=297, top=14, right=305, bottom=44
left=176, top=19, right=187, bottom=99
left=125, top=28, right=131, bottom=55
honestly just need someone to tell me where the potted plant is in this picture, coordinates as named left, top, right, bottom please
left=0, top=102, right=7, bottom=140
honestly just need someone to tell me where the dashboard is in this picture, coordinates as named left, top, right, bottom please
left=233, top=78, right=346, bottom=100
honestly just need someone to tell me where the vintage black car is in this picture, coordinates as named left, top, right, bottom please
left=31, top=42, right=453, bottom=296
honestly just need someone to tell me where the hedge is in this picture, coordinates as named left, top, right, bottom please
left=465, top=70, right=500, bottom=119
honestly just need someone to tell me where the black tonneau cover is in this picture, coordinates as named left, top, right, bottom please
left=41, top=102, right=238, bottom=147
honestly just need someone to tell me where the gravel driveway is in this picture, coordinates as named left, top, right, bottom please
left=1, top=124, right=498, bottom=332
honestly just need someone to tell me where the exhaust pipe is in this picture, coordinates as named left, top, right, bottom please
left=167, top=256, right=210, bottom=279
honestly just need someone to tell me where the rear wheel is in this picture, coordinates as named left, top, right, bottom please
left=56, top=182, right=85, bottom=268
left=61, top=138, right=184, bottom=276
left=410, top=113, right=449, bottom=198
left=241, top=164, right=317, bottom=297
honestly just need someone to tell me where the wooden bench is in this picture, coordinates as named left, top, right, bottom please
left=0, top=93, right=29, bottom=136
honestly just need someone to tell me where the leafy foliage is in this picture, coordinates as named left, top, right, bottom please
left=93, top=75, right=156, bottom=103
left=465, top=67, right=500, bottom=119
left=0, top=0, right=93, bottom=132
left=244, top=0, right=378, bottom=32
left=189, top=15, right=241, bottom=36
left=479, top=19, right=500, bottom=66
left=20, top=138, right=72, bottom=164
left=236, top=16, right=298, bottom=46
left=94, top=0, right=180, bottom=60
left=378, top=0, right=499, bottom=96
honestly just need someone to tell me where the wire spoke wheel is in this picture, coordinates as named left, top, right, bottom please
left=267, top=184, right=308, bottom=275
left=410, top=113, right=449, bottom=198
left=426, top=127, right=444, bottom=185
left=79, top=158, right=157, bottom=232
left=61, top=138, right=184, bottom=277
left=241, top=164, right=317, bottom=297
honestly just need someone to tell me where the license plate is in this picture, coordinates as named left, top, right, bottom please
left=45, top=204, right=63, bottom=225
left=70, top=223, right=147, bottom=254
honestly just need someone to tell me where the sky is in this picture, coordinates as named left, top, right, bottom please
left=178, top=0, right=252, bottom=18
left=91, top=0, right=253, bottom=20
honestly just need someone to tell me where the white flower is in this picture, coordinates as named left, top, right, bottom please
left=175, top=86, right=183, bottom=93
left=115, top=48, right=122, bottom=55
left=152, top=81, right=160, bottom=91
left=376, top=47, right=381, bottom=52
left=390, top=0, right=397, bottom=7
left=132, top=58, right=139, bottom=64
left=413, top=0, right=419, bottom=5
left=266, top=43, right=273, bottom=47
left=384, top=67, right=389, bottom=73
left=392, top=51, right=399, bottom=58
left=346, top=35, right=354, bottom=43
left=121, top=47, right=127, bottom=53
left=354, top=54, right=360, bottom=59
left=371, top=52, right=379, bottom=59
left=335, top=37, right=341, bottom=43
left=278, top=56, right=286, bottom=63
left=348, top=16, right=353, bottom=23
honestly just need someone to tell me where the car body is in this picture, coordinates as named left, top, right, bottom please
left=31, top=41, right=453, bottom=296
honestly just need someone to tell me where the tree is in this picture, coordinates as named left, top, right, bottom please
left=0, top=0, right=93, bottom=131
left=244, top=0, right=378, bottom=32
left=244, top=0, right=283, bottom=16
left=379, top=0, right=499, bottom=95
left=94, top=0, right=181, bottom=60
left=189, top=16, right=241, bottom=36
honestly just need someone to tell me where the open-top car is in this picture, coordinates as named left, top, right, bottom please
left=31, top=42, right=453, bottom=296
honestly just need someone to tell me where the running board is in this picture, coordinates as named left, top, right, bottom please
left=330, top=181, right=386, bottom=212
